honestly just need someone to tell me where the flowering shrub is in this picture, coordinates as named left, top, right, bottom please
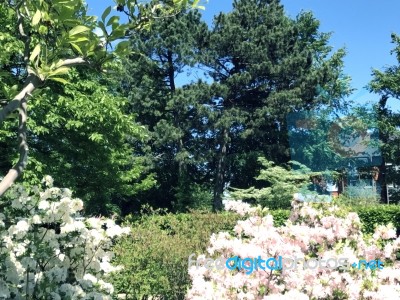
left=186, top=196, right=400, bottom=299
left=0, top=176, right=130, bottom=299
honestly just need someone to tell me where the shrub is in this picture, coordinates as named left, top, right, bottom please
left=110, top=205, right=301, bottom=300
left=352, top=204, right=400, bottom=235
left=0, top=176, right=129, bottom=299
left=186, top=199, right=400, bottom=299
left=111, top=207, right=244, bottom=299
left=230, top=158, right=329, bottom=210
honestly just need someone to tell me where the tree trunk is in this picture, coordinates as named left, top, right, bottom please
left=213, top=127, right=229, bottom=211
left=378, top=95, right=389, bottom=203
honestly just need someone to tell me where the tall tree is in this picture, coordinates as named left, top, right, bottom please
left=119, top=9, right=210, bottom=210
left=369, top=33, right=400, bottom=203
left=203, top=0, right=351, bottom=210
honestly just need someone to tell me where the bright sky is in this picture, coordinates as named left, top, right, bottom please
left=86, top=0, right=400, bottom=111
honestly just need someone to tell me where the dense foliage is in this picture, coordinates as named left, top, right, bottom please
left=119, top=0, right=352, bottom=212
left=369, top=33, right=400, bottom=204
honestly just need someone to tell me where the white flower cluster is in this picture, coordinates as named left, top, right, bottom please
left=0, top=176, right=130, bottom=299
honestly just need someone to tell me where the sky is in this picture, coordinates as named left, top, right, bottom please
left=86, top=0, right=400, bottom=111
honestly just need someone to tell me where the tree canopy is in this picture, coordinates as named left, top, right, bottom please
left=6, top=0, right=399, bottom=213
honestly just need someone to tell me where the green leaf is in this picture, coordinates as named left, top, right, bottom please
left=49, top=77, right=69, bottom=84
left=106, top=16, right=120, bottom=27
left=101, top=6, right=112, bottom=22
left=115, top=40, right=130, bottom=55
left=50, top=67, right=70, bottom=76
left=108, top=27, right=125, bottom=42
left=69, top=25, right=90, bottom=36
left=32, top=10, right=42, bottom=26
left=29, top=44, right=41, bottom=62
left=70, top=43, right=83, bottom=55
left=97, top=21, right=108, bottom=37
left=71, top=37, right=90, bottom=43
left=89, top=133, right=104, bottom=142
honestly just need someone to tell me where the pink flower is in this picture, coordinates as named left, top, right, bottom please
left=186, top=198, right=400, bottom=300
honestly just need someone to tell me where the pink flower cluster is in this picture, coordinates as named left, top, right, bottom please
left=186, top=199, right=400, bottom=299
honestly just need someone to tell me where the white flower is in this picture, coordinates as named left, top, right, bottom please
left=14, top=243, right=26, bottom=257
left=98, top=280, right=114, bottom=294
left=38, top=200, right=50, bottom=210
left=87, top=218, right=102, bottom=229
left=0, top=178, right=121, bottom=298
left=83, top=273, right=98, bottom=284
left=100, top=260, right=119, bottom=273
left=71, top=199, right=84, bottom=212
left=106, top=225, right=124, bottom=238
left=89, top=229, right=105, bottom=246
left=17, top=220, right=29, bottom=232
left=62, top=188, right=73, bottom=198
left=8, top=220, right=29, bottom=237
left=61, top=221, right=85, bottom=234
left=31, top=215, right=42, bottom=224
left=43, top=175, right=54, bottom=188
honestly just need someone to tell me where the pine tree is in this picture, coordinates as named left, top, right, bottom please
left=119, top=10, right=210, bottom=210
left=203, top=0, right=351, bottom=210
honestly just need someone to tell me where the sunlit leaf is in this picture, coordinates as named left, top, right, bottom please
left=49, top=77, right=69, bottom=84
left=70, top=42, right=83, bottom=55
left=32, top=10, right=42, bottom=26
left=29, top=44, right=41, bottom=62
left=69, top=25, right=90, bottom=36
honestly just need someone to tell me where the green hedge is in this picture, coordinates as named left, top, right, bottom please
left=351, top=205, right=400, bottom=234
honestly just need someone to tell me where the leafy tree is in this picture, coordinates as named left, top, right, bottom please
left=202, top=0, right=352, bottom=210
left=0, top=0, right=204, bottom=202
left=118, top=9, right=211, bottom=211
left=369, top=33, right=400, bottom=203
left=1, top=66, right=157, bottom=214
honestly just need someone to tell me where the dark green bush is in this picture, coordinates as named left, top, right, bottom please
left=351, top=205, right=400, bottom=234
left=270, top=209, right=291, bottom=227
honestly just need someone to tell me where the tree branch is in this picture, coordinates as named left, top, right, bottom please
left=59, top=57, right=88, bottom=67
left=0, top=74, right=40, bottom=124
left=0, top=94, right=28, bottom=197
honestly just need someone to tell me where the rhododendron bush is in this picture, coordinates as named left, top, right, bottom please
left=186, top=197, right=400, bottom=299
left=0, top=176, right=130, bottom=299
